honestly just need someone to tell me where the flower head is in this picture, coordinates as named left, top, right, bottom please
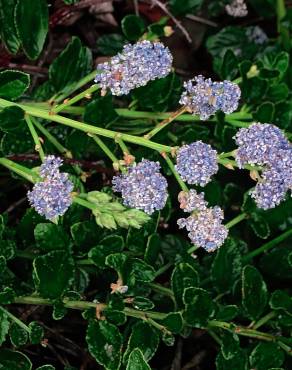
left=94, top=41, right=173, bottom=96
left=226, top=0, right=248, bottom=18
left=250, top=171, right=287, bottom=210
left=179, top=75, right=241, bottom=120
left=177, top=189, right=228, bottom=252
left=112, top=159, right=168, bottom=215
left=234, top=123, right=289, bottom=168
left=175, top=141, right=218, bottom=186
left=177, top=206, right=228, bottom=252
left=27, top=156, right=73, bottom=220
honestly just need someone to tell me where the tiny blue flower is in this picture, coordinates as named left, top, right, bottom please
left=27, top=156, right=73, bottom=220
left=112, top=159, right=168, bottom=215
left=94, top=40, right=173, bottom=96
left=175, top=141, right=218, bottom=186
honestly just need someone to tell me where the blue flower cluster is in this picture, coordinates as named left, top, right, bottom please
left=112, top=159, right=168, bottom=215
left=27, top=156, right=74, bottom=220
left=179, top=75, right=241, bottom=120
left=234, top=123, right=292, bottom=209
left=177, top=190, right=228, bottom=252
left=95, top=40, right=173, bottom=96
left=175, top=141, right=218, bottom=186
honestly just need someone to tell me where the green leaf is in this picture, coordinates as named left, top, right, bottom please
left=220, top=50, right=238, bottom=80
left=15, top=0, right=48, bottom=60
left=169, top=0, right=203, bottom=15
left=34, top=223, right=69, bottom=251
left=249, top=213, right=271, bottom=239
left=49, top=37, right=92, bottom=93
left=36, top=366, right=55, bottom=370
left=0, top=349, right=32, bottom=370
left=126, top=348, right=151, bottom=370
left=33, top=250, right=75, bottom=299
left=83, top=95, right=118, bottom=127
left=144, top=233, right=161, bottom=265
left=123, top=321, right=159, bottom=363
left=0, top=310, right=9, bottom=345
left=0, top=287, right=16, bottom=304
left=28, top=322, right=44, bottom=344
left=249, top=342, right=284, bottom=370
left=161, top=312, right=183, bottom=334
left=253, top=102, right=275, bottom=122
left=96, top=33, right=125, bottom=55
left=211, top=239, right=242, bottom=293
left=216, top=348, right=248, bottom=370
left=121, top=15, right=146, bottom=41
left=132, top=297, right=155, bottom=311
left=52, top=301, right=67, bottom=320
left=171, top=262, right=199, bottom=308
left=0, top=0, right=20, bottom=53
left=0, top=106, right=25, bottom=133
left=0, top=238, right=16, bottom=260
left=0, top=71, right=30, bottom=100
left=269, top=290, right=292, bottom=316
left=86, top=320, right=122, bottom=370
left=89, top=235, right=124, bottom=268
left=9, top=323, right=28, bottom=347
left=221, top=332, right=240, bottom=360
left=242, top=265, right=268, bottom=320
left=183, top=288, right=215, bottom=328
left=70, top=220, right=101, bottom=249
left=127, top=258, right=156, bottom=283
left=266, top=83, right=289, bottom=101
left=260, top=246, right=292, bottom=280
left=216, top=305, right=239, bottom=321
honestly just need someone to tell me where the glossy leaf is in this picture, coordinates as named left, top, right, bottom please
left=86, top=320, right=122, bottom=370
left=0, top=0, right=20, bottom=53
left=249, top=343, right=284, bottom=370
left=0, top=70, right=30, bottom=100
left=33, top=250, right=75, bottom=299
left=123, top=322, right=159, bottom=363
left=242, top=265, right=268, bottom=320
left=0, top=349, right=32, bottom=370
left=15, top=0, right=48, bottom=60
left=126, top=348, right=151, bottom=370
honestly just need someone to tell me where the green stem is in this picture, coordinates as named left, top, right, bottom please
left=243, top=228, right=292, bottom=262
left=144, top=106, right=187, bottom=139
left=31, top=117, right=70, bottom=156
left=73, top=196, right=97, bottom=211
left=0, top=99, right=173, bottom=154
left=89, top=134, right=120, bottom=169
left=52, top=84, right=100, bottom=114
left=253, top=311, right=277, bottom=330
left=51, top=71, right=97, bottom=104
left=225, top=213, right=247, bottom=229
left=154, top=262, right=173, bottom=277
left=115, top=136, right=130, bottom=155
left=0, top=157, right=40, bottom=183
left=0, top=306, right=31, bottom=333
left=25, top=115, right=45, bottom=162
left=162, top=153, right=188, bottom=192
left=187, top=245, right=200, bottom=254
left=148, top=283, right=174, bottom=298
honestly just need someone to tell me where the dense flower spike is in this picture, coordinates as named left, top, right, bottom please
left=175, top=141, right=219, bottom=186
left=177, top=190, right=228, bottom=252
left=234, top=123, right=292, bottom=209
left=27, top=156, right=73, bottom=220
left=234, top=123, right=290, bottom=168
left=179, top=75, right=241, bottom=120
left=94, top=40, right=173, bottom=96
left=112, top=159, right=168, bottom=214
left=226, top=0, right=248, bottom=17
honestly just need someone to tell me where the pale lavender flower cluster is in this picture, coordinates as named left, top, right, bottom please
left=234, top=123, right=292, bottom=209
left=112, top=159, right=168, bottom=215
left=246, top=27, right=268, bottom=45
left=175, top=141, right=218, bottom=186
left=94, top=40, right=173, bottom=96
left=179, top=75, right=241, bottom=120
left=177, top=190, right=228, bottom=252
left=27, top=156, right=74, bottom=220
left=226, top=0, right=248, bottom=17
